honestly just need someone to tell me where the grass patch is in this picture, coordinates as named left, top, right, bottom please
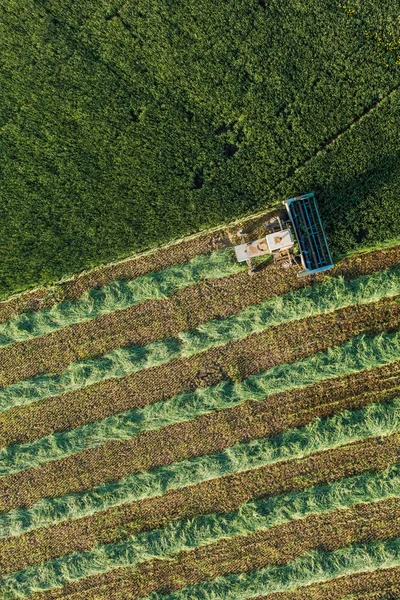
left=1, top=329, right=400, bottom=476
left=1, top=265, right=400, bottom=414
left=1, top=395, right=400, bottom=539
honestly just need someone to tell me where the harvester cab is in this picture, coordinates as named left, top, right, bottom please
left=234, top=193, right=334, bottom=277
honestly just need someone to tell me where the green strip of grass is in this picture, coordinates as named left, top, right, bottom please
left=0, top=248, right=241, bottom=348
left=1, top=461, right=400, bottom=598
left=1, top=264, right=400, bottom=415
left=1, top=325, right=400, bottom=477
left=1, top=394, right=400, bottom=541
left=144, top=538, right=400, bottom=600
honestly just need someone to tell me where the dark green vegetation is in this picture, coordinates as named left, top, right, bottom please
left=0, top=0, right=399, bottom=296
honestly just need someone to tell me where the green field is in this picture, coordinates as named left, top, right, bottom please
left=0, top=0, right=399, bottom=296
left=1, top=3, right=400, bottom=598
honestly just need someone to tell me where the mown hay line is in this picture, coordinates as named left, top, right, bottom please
left=3, top=245, right=400, bottom=388
left=2, top=374, right=398, bottom=560
left=140, top=536, right=400, bottom=600
left=1, top=264, right=400, bottom=403
left=2, top=328, right=400, bottom=479
left=254, top=564, right=400, bottom=600
left=1, top=461, right=400, bottom=598
left=1, top=396, right=400, bottom=537
left=1, top=295, right=398, bottom=449
left=0, top=248, right=242, bottom=350
left=12, top=433, right=400, bottom=599
left=45, top=496, right=400, bottom=600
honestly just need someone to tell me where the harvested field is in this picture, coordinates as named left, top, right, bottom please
left=1, top=239, right=400, bottom=599
left=1, top=253, right=400, bottom=391
left=255, top=564, right=400, bottom=599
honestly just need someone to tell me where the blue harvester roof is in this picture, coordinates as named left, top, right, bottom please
left=284, top=193, right=334, bottom=277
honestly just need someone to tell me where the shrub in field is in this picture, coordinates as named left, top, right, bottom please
left=1, top=461, right=400, bottom=597
left=1, top=265, right=400, bottom=414
left=1, top=395, right=400, bottom=539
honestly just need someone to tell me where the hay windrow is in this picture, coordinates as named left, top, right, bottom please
left=1, top=294, right=399, bottom=451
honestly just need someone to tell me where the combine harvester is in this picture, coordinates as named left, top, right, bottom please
left=234, top=192, right=334, bottom=277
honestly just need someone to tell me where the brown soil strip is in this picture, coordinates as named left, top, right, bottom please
left=254, top=565, right=400, bottom=599
left=1, top=242, right=400, bottom=389
left=2, top=431, right=400, bottom=577
left=1, top=297, right=399, bottom=511
left=30, top=492, right=400, bottom=600
left=1, top=290, right=400, bottom=455
left=1, top=356, right=399, bottom=523
left=0, top=208, right=284, bottom=322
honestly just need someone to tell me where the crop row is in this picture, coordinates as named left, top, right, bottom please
left=257, top=564, right=400, bottom=600
left=2, top=292, right=400, bottom=451
left=91, top=499, right=400, bottom=600
left=2, top=395, right=400, bottom=540
left=0, top=204, right=283, bottom=326
left=19, top=432, right=400, bottom=600
left=3, top=242, right=400, bottom=387
left=4, top=455, right=400, bottom=577
left=26, top=500, right=400, bottom=600
left=139, top=535, right=400, bottom=600
left=2, top=373, right=399, bottom=576
left=42, top=565, right=400, bottom=600
left=1, top=461, right=400, bottom=598
left=0, top=248, right=243, bottom=350
left=2, top=322, right=400, bottom=481
left=4, top=252, right=398, bottom=392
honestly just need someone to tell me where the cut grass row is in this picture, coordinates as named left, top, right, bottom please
left=256, top=564, right=400, bottom=600
left=1, top=395, right=400, bottom=538
left=139, top=536, right=400, bottom=600
left=2, top=451, right=400, bottom=578
left=41, top=565, right=400, bottom=600
left=98, top=500, right=400, bottom=600
left=2, top=345, right=399, bottom=475
left=2, top=243, right=400, bottom=387
left=3, top=259, right=400, bottom=399
left=18, top=433, right=400, bottom=600
left=1, top=292, right=400, bottom=449
left=1, top=461, right=400, bottom=598
left=2, top=325, right=400, bottom=479
left=0, top=248, right=243, bottom=350
left=2, top=376, right=399, bottom=575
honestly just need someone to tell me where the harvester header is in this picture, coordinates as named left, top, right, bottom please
left=284, top=193, right=334, bottom=277
left=234, top=192, right=334, bottom=277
